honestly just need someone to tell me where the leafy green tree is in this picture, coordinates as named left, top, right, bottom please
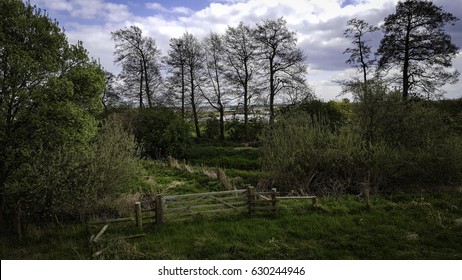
left=377, top=0, right=459, bottom=99
left=0, top=0, right=104, bottom=225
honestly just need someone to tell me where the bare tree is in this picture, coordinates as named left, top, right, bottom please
left=344, top=18, right=379, bottom=84
left=102, top=71, right=120, bottom=110
left=201, top=32, right=230, bottom=140
left=111, top=26, right=162, bottom=107
left=254, top=17, right=307, bottom=123
left=167, top=37, right=187, bottom=119
left=182, top=32, right=205, bottom=138
left=223, top=22, right=260, bottom=140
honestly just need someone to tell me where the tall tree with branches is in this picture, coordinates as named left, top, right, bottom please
left=111, top=26, right=162, bottom=107
left=167, top=37, right=188, bottom=119
left=201, top=32, right=230, bottom=140
left=254, top=17, right=307, bottom=124
left=182, top=32, right=205, bottom=138
left=377, top=0, right=459, bottom=100
left=344, top=18, right=379, bottom=84
left=223, top=22, right=260, bottom=140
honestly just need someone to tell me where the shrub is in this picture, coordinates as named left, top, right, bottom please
left=261, top=92, right=462, bottom=195
left=226, top=117, right=266, bottom=142
left=7, top=114, right=141, bottom=226
left=132, top=107, right=191, bottom=159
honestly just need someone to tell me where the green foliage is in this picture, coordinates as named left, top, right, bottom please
left=2, top=192, right=462, bottom=259
left=262, top=83, right=462, bottom=194
left=281, top=99, right=346, bottom=130
left=132, top=108, right=191, bottom=159
left=204, top=116, right=221, bottom=139
left=226, top=118, right=266, bottom=142
left=7, top=114, right=141, bottom=225
left=185, top=141, right=261, bottom=170
left=261, top=113, right=359, bottom=195
left=0, top=0, right=106, bottom=226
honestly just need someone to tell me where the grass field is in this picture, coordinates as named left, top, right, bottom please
left=1, top=142, right=461, bottom=260
left=1, top=191, right=462, bottom=259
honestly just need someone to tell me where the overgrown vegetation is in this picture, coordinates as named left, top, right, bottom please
left=2, top=192, right=462, bottom=259
left=262, top=84, right=462, bottom=195
left=1, top=0, right=462, bottom=260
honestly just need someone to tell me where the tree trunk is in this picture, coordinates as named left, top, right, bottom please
left=190, top=70, right=201, bottom=138
left=143, top=59, right=152, bottom=108
left=244, top=81, right=249, bottom=141
left=269, top=59, right=276, bottom=124
left=139, top=60, right=144, bottom=108
left=219, top=105, right=225, bottom=141
left=0, top=169, right=6, bottom=227
left=181, top=64, right=185, bottom=120
left=403, top=23, right=411, bottom=100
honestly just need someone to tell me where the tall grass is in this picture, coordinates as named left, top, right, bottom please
left=261, top=105, right=462, bottom=195
left=2, top=192, right=461, bottom=259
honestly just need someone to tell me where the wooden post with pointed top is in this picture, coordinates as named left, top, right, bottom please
left=135, top=202, right=142, bottom=230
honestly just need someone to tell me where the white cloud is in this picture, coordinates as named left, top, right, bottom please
left=31, top=0, right=462, bottom=100
left=146, top=2, right=193, bottom=15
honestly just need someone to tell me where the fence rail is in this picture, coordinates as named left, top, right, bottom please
left=87, top=187, right=316, bottom=230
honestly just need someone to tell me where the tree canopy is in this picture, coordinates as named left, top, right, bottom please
left=377, top=0, right=460, bottom=99
left=0, top=0, right=105, bottom=225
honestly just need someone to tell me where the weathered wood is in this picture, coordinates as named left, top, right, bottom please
left=248, top=186, right=256, bottom=216
left=271, top=188, right=277, bottom=212
left=121, top=234, right=146, bottom=240
left=250, top=206, right=278, bottom=211
left=135, top=202, right=142, bottom=230
left=276, top=196, right=317, bottom=200
left=155, top=195, right=164, bottom=225
left=165, top=195, right=246, bottom=206
left=87, top=217, right=135, bottom=225
left=165, top=201, right=247, bottom=212
left=92, top=224, right=109, bottom=243
left=163, top=189, right=246, bottom=200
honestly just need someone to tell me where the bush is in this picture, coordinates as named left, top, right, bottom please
left=7, top=114, right=141, bottom=226
left=226, top=117, right=266, bottom=142
left=204, top=116, right=221, bottom=139
left=261, top=85, right=462, bottom=195
left=132, top=107, right=191, bottom=159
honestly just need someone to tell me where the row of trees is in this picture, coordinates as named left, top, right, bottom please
left=109, top=18, right=309, bottom=140
left=261, top=0, right=462, bottom=195
left=343, top=0, right=459, bottom=100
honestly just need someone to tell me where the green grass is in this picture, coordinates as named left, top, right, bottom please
left=2, top=142, right=461, bottom=260
left=2, top=191, right=462, bottom=259
left=184, top=141, right=262, bottom=170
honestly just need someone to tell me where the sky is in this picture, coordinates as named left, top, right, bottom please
left=27, top=0, right=462, bottom=100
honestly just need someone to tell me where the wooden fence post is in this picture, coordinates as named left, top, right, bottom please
left=15, top=200, right=22, bottom=241
left=271, top=188, right=277, bottom=212
left=155, top=195, right=164, bottom=225
left=364, top=187, right=371, bottom=210
left=135, top=202, right=142, bottom=230
left=247, top=186, right=255, bottom=217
